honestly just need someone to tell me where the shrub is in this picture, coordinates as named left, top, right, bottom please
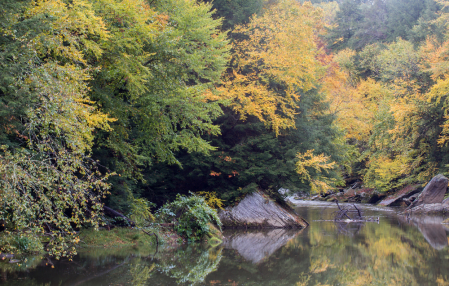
left=156, top=193, right=222, bottom=241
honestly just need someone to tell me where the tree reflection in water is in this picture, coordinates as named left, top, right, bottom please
left=207, top=204, right=449, bottom=286
left=3, top=205, right=449, bottom=285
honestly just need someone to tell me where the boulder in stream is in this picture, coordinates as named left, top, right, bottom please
left=406, top=174, right=448, bottom=210
left=378, top=184, right=421, bottom=207
left=218, top=191, right=308, bottom=228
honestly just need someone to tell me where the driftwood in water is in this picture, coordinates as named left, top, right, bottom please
left=333, top=201, right=379, bottom=222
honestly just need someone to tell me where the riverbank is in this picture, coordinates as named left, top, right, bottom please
left=0, top=221, right=225, bottom=269
left=79, top=227, right=182, bottom=249
left=286, top=174, right=449, bottom=213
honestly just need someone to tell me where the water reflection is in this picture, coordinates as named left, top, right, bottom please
left=2, top=203, right=449, bottom=285
left=206, top=204, right=449, bottom=285
left=334, top=221, right=365, bottom=236
left=401, top=215, right=449, bottom=250
left=0, top=244, right=222, bottom=286
left=222, top=229, right=301, bottom=263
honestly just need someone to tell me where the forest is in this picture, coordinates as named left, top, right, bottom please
left=2, top=0, right=449, bottom=255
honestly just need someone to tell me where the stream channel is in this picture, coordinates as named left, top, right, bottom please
left=2, top=201, right=449, bottom=285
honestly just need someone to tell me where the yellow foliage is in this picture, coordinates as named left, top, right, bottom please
left=437, top=276, right=449, bottom=286
left=363, top=155, right=409, bottom=191
left=196, top=191, right=225, bottom=210
left=421, top=36, right=449, bottom=80
left=346, top=271, right=373, bottom=286
left=326, top=76, right=388, bottom=141
left=310, top=257, right=335, bottom=274
left=26, top=0, right=109, bottom=64
left=221, top=0, right=326, bottom=135
left=295, top=150, right=336, bottom=193
left=424, top=77, right=449, bottom=145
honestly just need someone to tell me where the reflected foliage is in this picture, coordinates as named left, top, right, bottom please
left=3, top=206, right=449, bottom=285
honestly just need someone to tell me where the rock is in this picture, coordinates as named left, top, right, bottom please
left=404, top=203, right=449, bottom=214
left=278, top=188, right=289, bottom=196
left=378, top=184, right=421, bottom=206
left=218, top=191, right=308, bottom=229
left=442, top=196, right=449, bottom=205
left=406, top=175, right=448, bottom=210
left=310, top=195, right=320, bottom=201
left=222, top=229, right=301, bottom=263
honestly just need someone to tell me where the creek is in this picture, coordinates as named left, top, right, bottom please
left=2, top=201, right=449, bottom=285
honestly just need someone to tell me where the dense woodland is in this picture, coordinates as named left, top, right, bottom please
left=2, top=0, right=449, bottom=254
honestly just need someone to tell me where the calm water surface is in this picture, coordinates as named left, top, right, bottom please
left=2, top=202, right=449, bottom=285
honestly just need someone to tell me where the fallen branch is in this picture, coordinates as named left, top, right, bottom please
left=141, top=229, right=159, bottom=257
left=103, top=206, right=135, bottom=226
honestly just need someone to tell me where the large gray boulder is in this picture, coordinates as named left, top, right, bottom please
left=406, top=174, right=448, bottom=210
left=218, top=191, right=308, bottom=228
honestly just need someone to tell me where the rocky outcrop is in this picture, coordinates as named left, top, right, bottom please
left=404, top=203, right=449, bottom=214
left=378, top=184, right=422, bottom=207
left=218, top=191, right=308, bottom=228
left=406, top=174, right=448, bottom=210
left=222, top=229, right=301, bottom=263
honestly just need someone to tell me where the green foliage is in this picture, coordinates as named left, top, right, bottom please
left=0, top=0, right=230, bottom=257
left=156, top=193, right=222, bottom=241
left=0, top=232, right=43, bottom=254
left=144, top=86, right=345, bottom=204
left=91, top=0, right=229, bottom=176
left=79, top=227, right=159, bottom=248
left=129, top=197, right=155, bottom=227
left=0, top=0, right=114, bottom=258
left=376, top=38, right=422, bottom=82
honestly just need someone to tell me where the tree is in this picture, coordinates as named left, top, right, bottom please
left=0, top=0, right=114, bottom=257
left=0, top=0, right=231, bottom=253
left=86, top=0, right=230, bottom=211
left=220, top=0, right=326, bottom=135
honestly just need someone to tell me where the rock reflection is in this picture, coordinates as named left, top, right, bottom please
left=404, top=215, right=449, bottom=250
left=222, top=229, right=301, bottom=263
